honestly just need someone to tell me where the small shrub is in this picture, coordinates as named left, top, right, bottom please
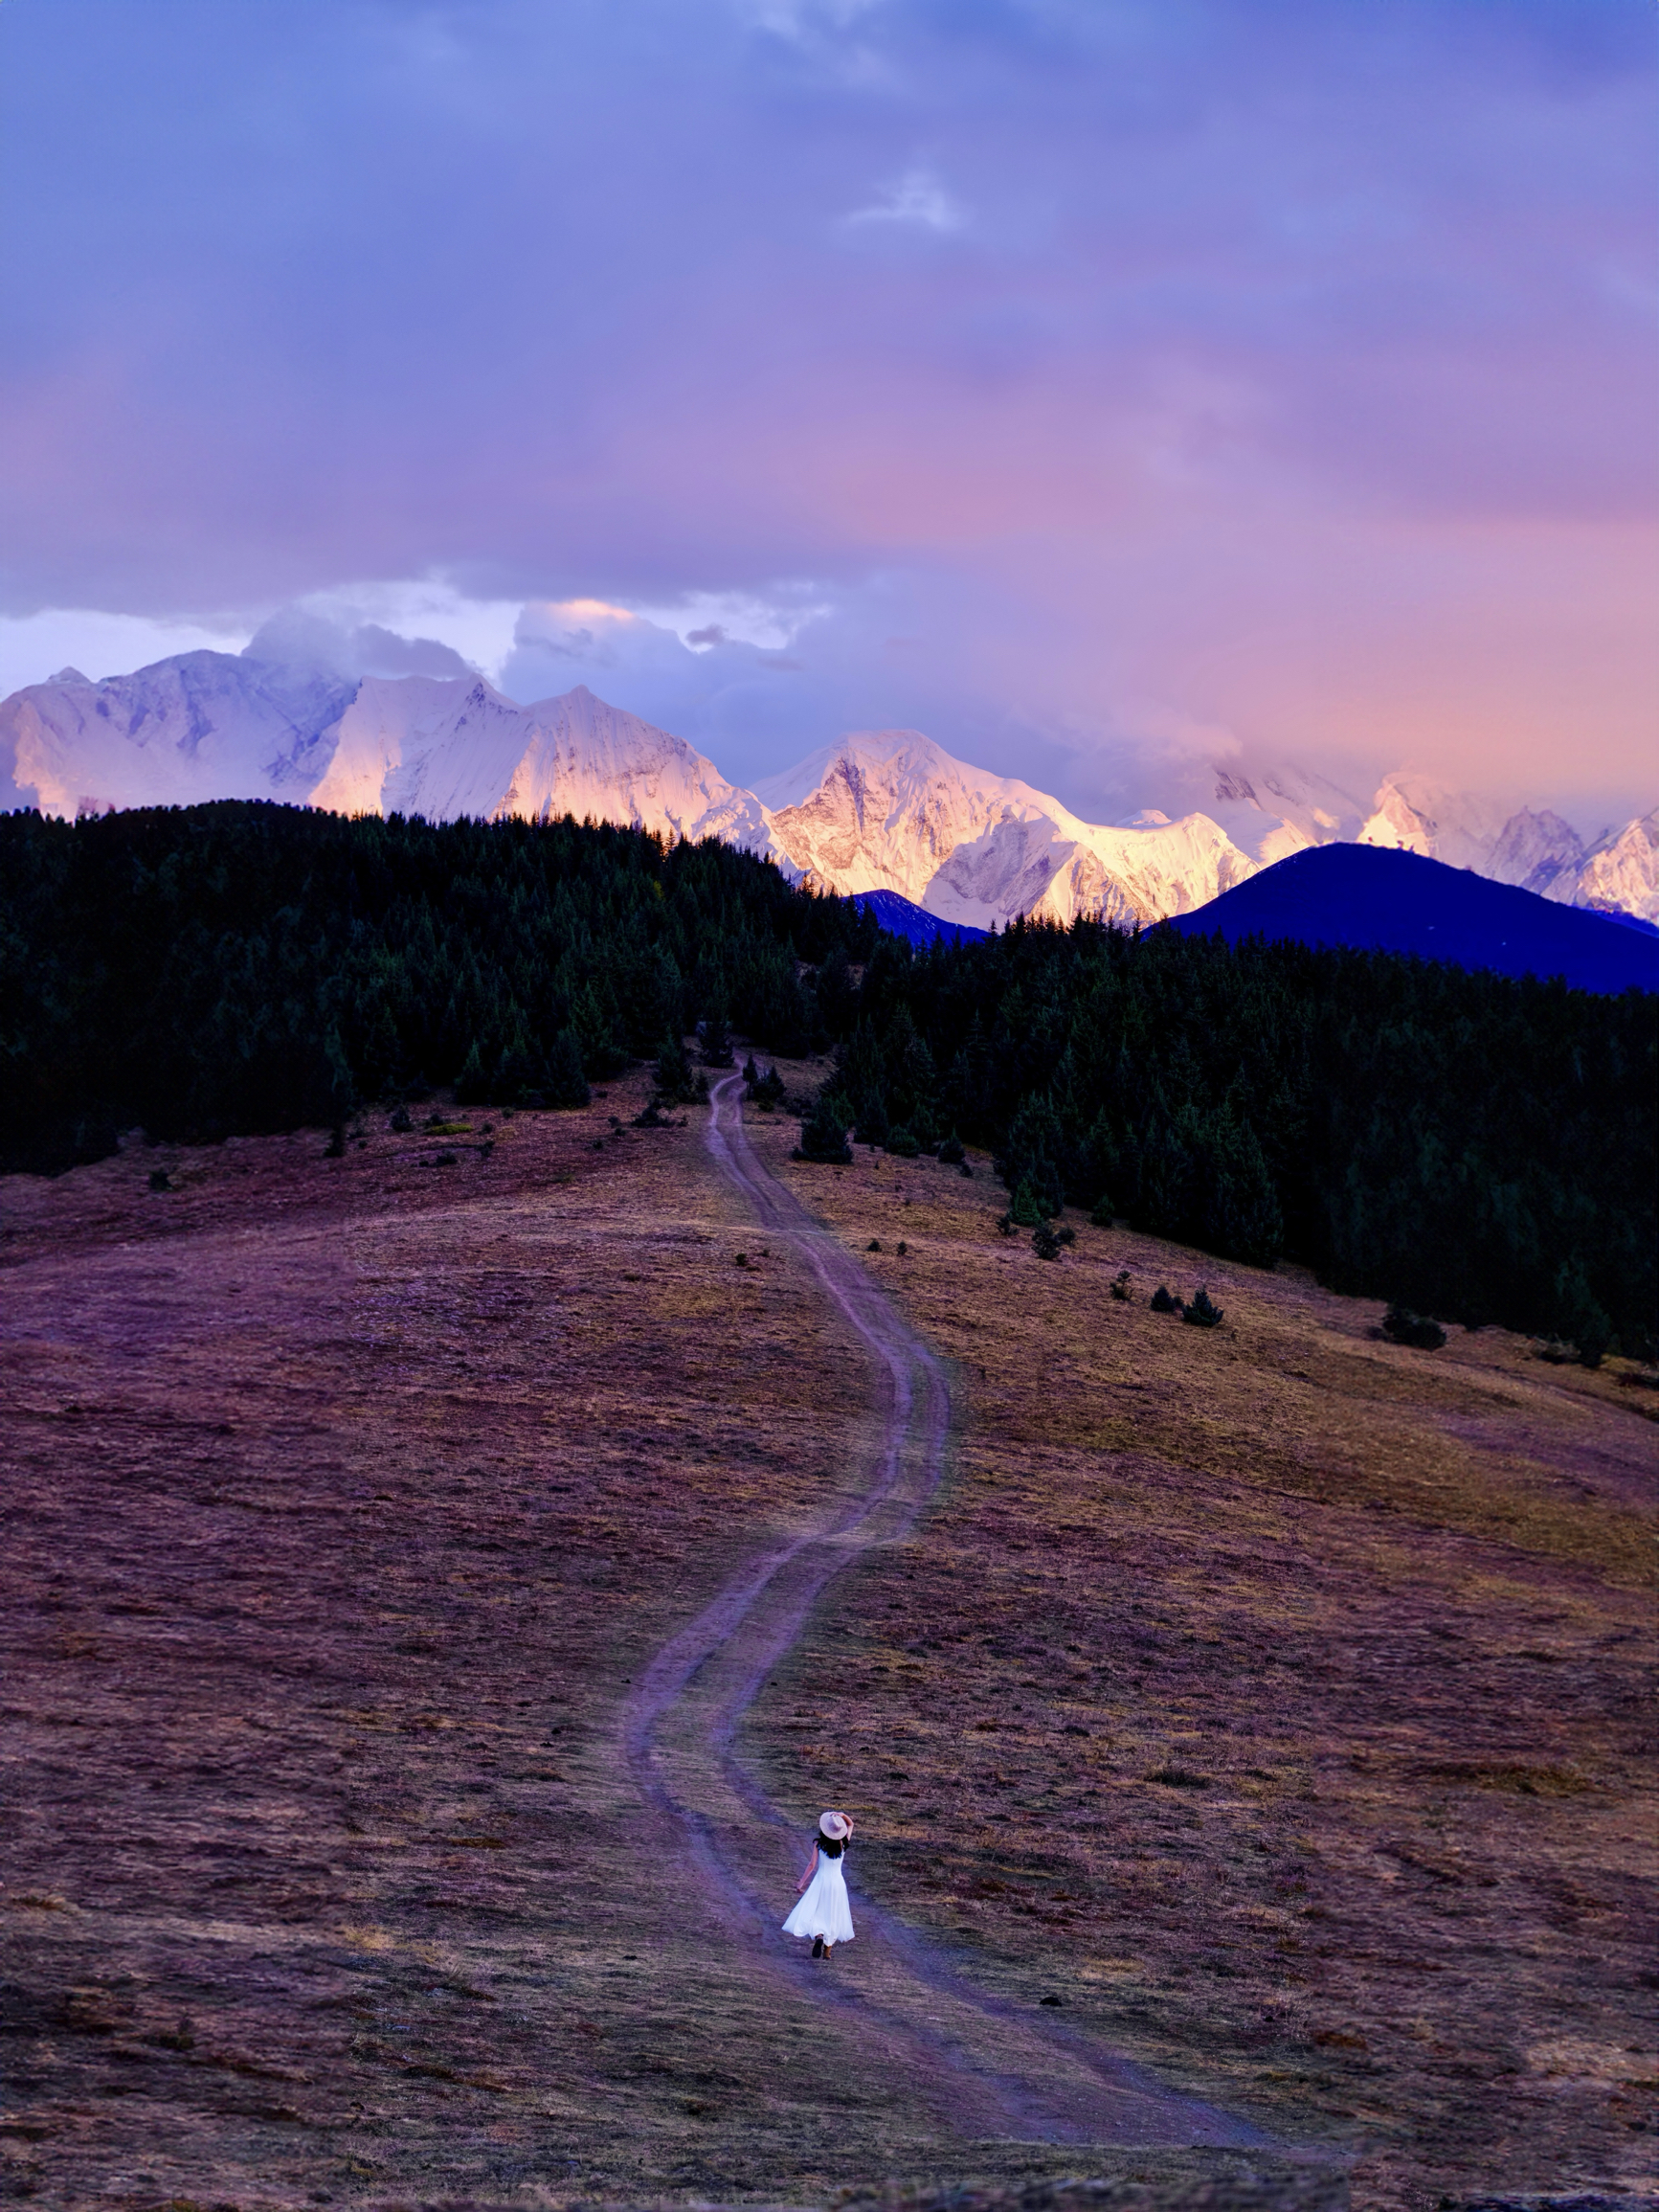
left=937, top=1133, right=965, bottom=1166
left=434, top=1149, right=459, bottom=1167
left=959, top=1161, right=975, bottom=1178
left=633, top=1101, right=668, bottom=1128
left=747, top=1062, right=787, bottom=1109
left=867, top=1238, right=883, bottom=1253
left=1088, top=1194, right=1116, bottom=1228
left=1057, top=1225, right=1076, bottom=1247
left=996, top=1211, right=1016, bottom=1236
left=388, top=1105, right=413, bottom=1134
left=147, top=1167, right=170, bottom=1192
left=734, top=1252, right=748, bottom=1267
left=896, top=1240, right=908, bottom=1257
left=886, top=1125, right=920, bottom=1159
left=1110, top=1269, right=1132, bottom=1302
left=1150, top=1284, right=1184, bottom=1316
left=1032, top=1222, right=1063, bottom=1261
left=1382, top=1302, right=1446, bottom=1350
left=325, top=1125, right=347, bottom=1158
left=1146, top=1765, right=1209, bottom=1789
left=1183, top=1288, right=1224, bottom=1328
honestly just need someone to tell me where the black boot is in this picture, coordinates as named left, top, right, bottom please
left=811, top=1936, right=824, bottom=1958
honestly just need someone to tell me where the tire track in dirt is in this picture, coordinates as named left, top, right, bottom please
left=619, top=1073, right=1276, bottom=2153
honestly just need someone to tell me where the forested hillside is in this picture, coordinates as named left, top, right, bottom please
left=3, top=801, right=1653, bottom=1361
left=0, top=801, right=872, bottom=1172
left=820, top=921, right=1656, bottom=1363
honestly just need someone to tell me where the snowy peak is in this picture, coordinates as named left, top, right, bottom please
left=1203, top=761, right=1369, bottom=866
left=1485, top=808, right=1585, bottom=897
left=1, top=650, right=359, bottom=816
left=1357, top=773, right=1514, bottom=872
left=758, top=727, right=1259, bottom=927
left=1204, top=754, right=1658, bottom=925
left=0, top=652, right=771, bottom=857
left=1348, top=773, right=1657, bottom=922
left=311, top=676, right=768, bottom=847
left=1573, top=808, right=1659, bottom=922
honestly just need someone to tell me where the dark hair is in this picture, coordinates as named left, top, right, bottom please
left=816, top=1832, right=845, bottom=1857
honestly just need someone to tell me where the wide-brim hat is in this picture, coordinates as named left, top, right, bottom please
left=818, top=1810, right=851, bottom=1840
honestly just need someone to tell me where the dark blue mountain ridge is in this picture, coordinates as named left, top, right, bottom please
left=1156, top=843, right=1659, bottom=996
left=852, top=888, right=990, bottom=948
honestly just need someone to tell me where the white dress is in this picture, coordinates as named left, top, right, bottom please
left=782, top=1843, right=855, bottom=1945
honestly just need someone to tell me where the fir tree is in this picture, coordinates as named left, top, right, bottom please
left=546, top=1029, right=591, bottom=1110
left=796, top=1090, right=852, bottom=1163
left=701, top=998, right=733, bottom=1068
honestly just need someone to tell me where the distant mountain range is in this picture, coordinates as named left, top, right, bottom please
left=4, top=647, right=1654, bottom=929
left=1159, top=845, right=1659, bottom=997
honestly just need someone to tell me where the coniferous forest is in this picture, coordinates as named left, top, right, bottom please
left=3, top=801, right=1653, bottom=1362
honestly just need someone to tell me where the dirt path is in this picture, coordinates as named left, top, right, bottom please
left=620, top=1072, right=1275, bottom=2153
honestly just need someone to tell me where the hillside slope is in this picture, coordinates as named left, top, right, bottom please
left=1157, top=843, right=1659, bottom=995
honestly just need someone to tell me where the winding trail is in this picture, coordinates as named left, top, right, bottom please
left=619, top=1072, right=1272, bottom=2151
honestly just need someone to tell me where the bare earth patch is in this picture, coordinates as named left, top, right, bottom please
left=1, top=1063, right=1653, bottom=2211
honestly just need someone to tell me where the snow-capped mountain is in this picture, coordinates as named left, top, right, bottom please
left=2, top=645, right=1653, bottom=928
left=754, top=729, right=1258, bottom=928
left=1, top=653, right=359, bottom=817
left=307, top=675, right=772, bottom=848
left=1196, top=762, right=1658, bottom=925
left=0, top=654, right=773, bottom=856
left=0, top=651, right=1260, bottom=926
left=1572, top=810, right=1659, bottom=922
left=1350, top=772, right=1658, bottom=922
left=1201, top=762, right=1370, bottom=867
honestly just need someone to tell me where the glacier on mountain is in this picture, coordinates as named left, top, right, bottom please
left=1, top=645, right=1653, bottom=928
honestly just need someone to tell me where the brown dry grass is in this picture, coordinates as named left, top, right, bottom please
left=739, top=1078, right=1658, bottom=2210
left=1, top=1078, right=1306, bottom=2211
left=0, top=1063, right=1652, bottom=2211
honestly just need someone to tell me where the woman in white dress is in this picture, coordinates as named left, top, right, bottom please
left=783, top=1810, right=856, bottom=1959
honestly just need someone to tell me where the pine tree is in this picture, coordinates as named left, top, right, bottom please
left=655, top=1035, right=694, bottom=1102
left=796, top=1090, right=852, bottom=1163
left=701, top=998, right=733, bottom=1067
left=1198, top=1103, right=1284, bottom=1269
left=856, top=1092, right=890, bottom=1148
left=1009, top=1177, right=1047, bottom=1227
left=546, top=1028, right=591, bottom=1110
left=1546, top=1256, right=1613, bottom=1368
left=998, top=1095, right=1065, bottom=1218
left=813, top=945, right=859, bottom=1036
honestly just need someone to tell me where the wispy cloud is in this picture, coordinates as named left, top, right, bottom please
left=845, top=164, right=963, bottom=233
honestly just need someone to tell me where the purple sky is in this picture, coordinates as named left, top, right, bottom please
left=1, top=0, right=1654, bottom=823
